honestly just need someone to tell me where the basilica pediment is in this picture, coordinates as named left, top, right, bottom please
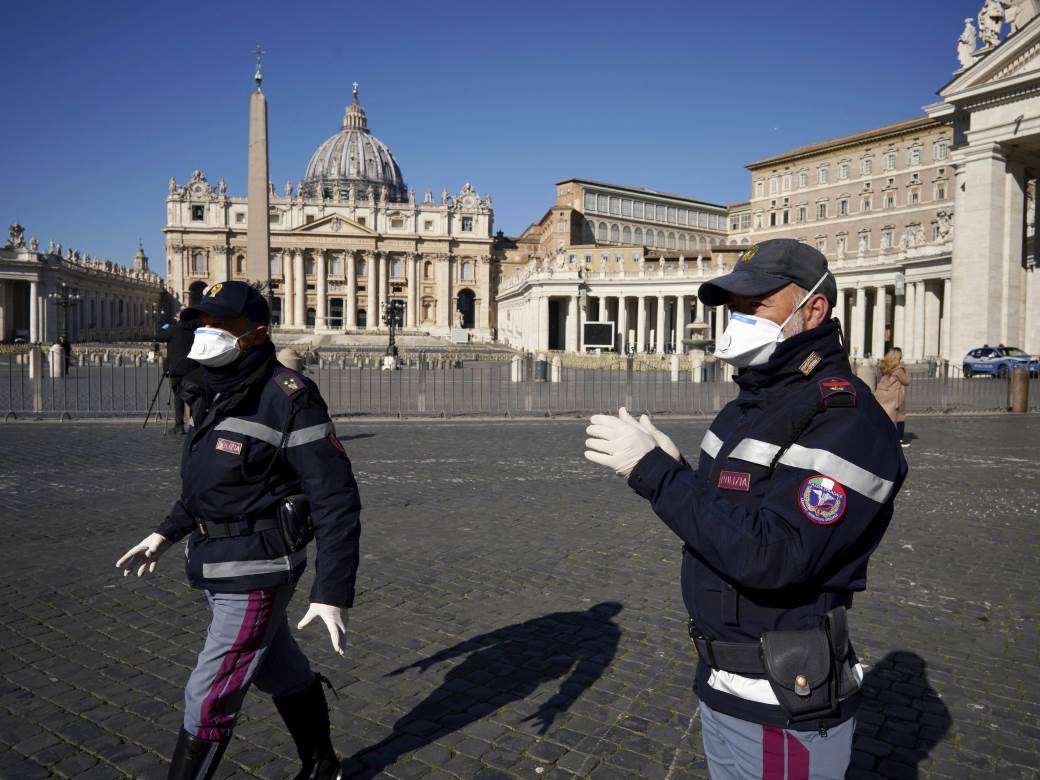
left=942, top=11, right=1040, bottom=98
left=288, top=213, right=376, bottom=236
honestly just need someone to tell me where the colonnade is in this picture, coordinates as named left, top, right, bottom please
left=833, top=277, right=951, bottom=361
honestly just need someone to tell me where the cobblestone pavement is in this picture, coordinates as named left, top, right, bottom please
left=0, top=416, right=1038, bottom=779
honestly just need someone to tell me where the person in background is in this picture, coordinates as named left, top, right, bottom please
left=57, top=335, right=72, bottom=371
left=875, top=348, right=911, bottom=447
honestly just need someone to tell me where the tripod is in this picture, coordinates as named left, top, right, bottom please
left=143, top=371, right=170, bottom=430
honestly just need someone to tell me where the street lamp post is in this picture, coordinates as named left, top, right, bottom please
left=381, top=299, right=404, bottom=370
left=46, top=281, right=82, bottom=342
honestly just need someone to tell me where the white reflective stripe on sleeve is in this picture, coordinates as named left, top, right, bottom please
left=202, top=548, right=306, bottom=579
left=700, top=429, right=723, bottom=459
left=286, top=421, right=334, bottom=447
left=215, top=418, right=334, bottom=449
left=215, top=418, right=282, bottom=446
left=726, top=437, right=895, bottom=503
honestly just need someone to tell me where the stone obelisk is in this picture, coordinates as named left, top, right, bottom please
left=247, top=46, right=271, bottom=300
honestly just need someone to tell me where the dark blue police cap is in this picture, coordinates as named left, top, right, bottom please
left=179, top=281, right=270, bottom=325
left=698, top=239, right=837, bottom=307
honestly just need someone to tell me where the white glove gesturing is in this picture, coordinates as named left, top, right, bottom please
left=636, top=413, right=681, bottom=462
left=115, top=532, right=171, bottom=577
left=298, top=603, right=349, bottom=656
left=585, top=407, right=658, bottom=477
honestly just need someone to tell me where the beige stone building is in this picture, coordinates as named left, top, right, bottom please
left=0, top=226, right=163, bottom=343
left=496, top=179, right=732, bottom=353
left=164, top=87, right=497, bottom=339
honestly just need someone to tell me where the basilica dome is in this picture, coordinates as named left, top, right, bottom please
left=301, top=85, right=407, bottom=202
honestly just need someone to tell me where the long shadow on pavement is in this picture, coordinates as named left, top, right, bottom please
left=348, top=602, right=623, bottom=777
left=849, top=651, right=951, bottom=779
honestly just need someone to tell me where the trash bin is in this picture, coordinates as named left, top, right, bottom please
left=534, top=354, right=548, bottom=382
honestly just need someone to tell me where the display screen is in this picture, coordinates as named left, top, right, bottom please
left=584, top=322, right=615, bottom=348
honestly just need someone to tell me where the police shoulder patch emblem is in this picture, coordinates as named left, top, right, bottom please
left=798, top=474, right=847, bottom=525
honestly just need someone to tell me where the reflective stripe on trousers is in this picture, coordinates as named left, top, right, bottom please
left=700, top=701, right=854, bottom=780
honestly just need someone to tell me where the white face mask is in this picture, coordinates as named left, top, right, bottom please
left=187, top=326, right=254, bottom=368
left=714, top=273, right=828, bottom=369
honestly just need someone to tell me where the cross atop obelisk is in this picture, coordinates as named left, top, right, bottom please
left=254, top=45, right=265, bottom=91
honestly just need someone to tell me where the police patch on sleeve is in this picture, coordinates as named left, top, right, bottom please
left=797, top=474, right=847, bottom=525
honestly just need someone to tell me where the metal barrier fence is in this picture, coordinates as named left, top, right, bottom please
left=2, top=346, right=1038, bottom=419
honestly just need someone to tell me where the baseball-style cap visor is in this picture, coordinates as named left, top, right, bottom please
left=179, top=299, right=244, bottom=322
left=698, top=268, right=793, bottom=307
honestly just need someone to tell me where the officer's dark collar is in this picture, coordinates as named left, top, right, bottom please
left=733, top=319, right=849, bottom=392
left=203, top=339, right=276, bottom=395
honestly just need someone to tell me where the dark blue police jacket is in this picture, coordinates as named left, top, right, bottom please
left=628, top=319, right=907, bottom=727
left=156, top=349, right=362, bottom=608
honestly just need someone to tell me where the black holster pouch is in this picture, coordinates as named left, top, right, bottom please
left=759, top=607, right=850, bottom=723
left=277, top=494, right=313, bottom=552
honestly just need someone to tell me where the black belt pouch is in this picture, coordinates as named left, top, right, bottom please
left=277, top=494, right=313, bottom=552
left=759, top=607, right=848, bottom=723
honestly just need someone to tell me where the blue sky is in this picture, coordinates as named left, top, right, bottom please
left=2, top=0, right=980, bottom=277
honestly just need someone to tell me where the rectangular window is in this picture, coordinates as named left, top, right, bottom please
left=191, top=205, right=205, bottom=221
left=306, top=215, right=316, bottom=224
left=699, top=212, right=708, bottom=228
left=885, top=152, right=896, bottom=171
left=818, top=168, right=829, bottom=185
left=817, top=203, right=827, bottom=219
left=584, top=192, right=596, bottom=211
left=656, top=205, right=667, bottom=222
left=798, top=171, right=808, bottom=188
left=862, top=159, right=872, bottom=176
left=838, top=199, right=849, bottom=217
left=731, top=218, right=740, bottom=230
left=934, top=141, right=949, bottom=161
left=597, top=194, right=608, bottom=211
left=935, top=184, right=946, bottom=200
left=633, top=201, right=644, bottom=219
left=664, top=207, right=674, bottom=223
left=330, top=255, right=342, bottom=275
left=884, top=192, right=895, bottom=209
left=769, top=177, right=779, bottom=195
left=755, top=181, right=765, bottom=198
left=461, top=216, right=473, bottom=232
left=609, top=197, right=621, bottom=215
left=621, top=199, right=633, bottom=217
left=268, top=212, right=280, bottom=225
left=816, top=237, right=826, bottom=252
left=782, top=174, right=792, bottom=192
left=424, top=220, right=434, bottom=231
left=881, top=229, right=893, bottom=248
left=782, top=210, right=789, bottom=225
left=796, top=206, right=807, bottom=223
left=390, top=217, right=404, bottom=228
left=740, top=214, right=751, bottom=229
left=910, top=189, right=920, bottom=205
left=838, top=163, right=849, bottom=180
left=909, top=147, right=922, bottom=166
left=235, top=212, right=245, bottom=224
left=862, top=197, right=872, bottom=212
left=770, top=212, right=777, bottom=226
left=357, top=216, right=366, bottom=226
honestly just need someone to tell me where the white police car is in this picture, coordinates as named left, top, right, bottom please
left=962, top=345, right=1040, bottom=378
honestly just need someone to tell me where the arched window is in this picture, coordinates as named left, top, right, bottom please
left=424, top=261, right=433, bottom=280
left=329, top=253, right=342, bottom=275
left=634, top=227, right=643, bottom=244
left=460, top=260, right=474, bottom=281
left=597, top=222, right=607, bottom=241
left=269, top=254, right=280, bottom=275
left=667, top=232, right=676, bottom=249
left=391, top=256, right=404, bottom=278
left=305, top=256, right=316, bottom=276
left=680, top=235, right=688, bottom=251
left=610, top=224, right=620, bottom=243
left=235, top=255, right=245, bottom=274
left=699, top=235, right=708, bottom=250
left=645, top=229, right=655, bottom=247
left=622, top=226, right=631, bottom=243
left=192, top=252, right=205, bottom=274
left=356, top=257, right=367, bottom=278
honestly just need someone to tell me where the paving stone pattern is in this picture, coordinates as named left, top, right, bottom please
left=0, top=416, right=1037, bottom=779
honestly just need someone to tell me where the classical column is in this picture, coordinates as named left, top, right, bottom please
left=940, top=277, right=953, bottom=361
left=366, top=251, right=378, bottom=331
left=892, top=288, right=905, bottom=352
left=617, top=296, right=628, bottom=353
left=902, top=282, right=917, bottom=358
left=852, top=287, right=867, bottom=359
left=378, top=252, right=389, bottom=327
left=871, top=287, right=887, bottom=358
left=912, top=281, right=926, bottom=360
left=834, top=288, right=847, bottom=334
left=406, top=253, right=417, bottom=330
left=636, top=296, right=647, bottom=353
left=537, top=295, right=549, bottom=352
left=293, top=249, right=306, bottom=328
left=346, top=250, right=357, bottom=328
left=315, top=249, right=328, bottom=330
left=280, top=250, right=293, bottom=326
left=29, top=281, right=39, bottom=342
left=436, top=254, right=452, bottom=328
left=676, top=295, right=688, bottom=354
left=924, top=281, right=941, bottom=358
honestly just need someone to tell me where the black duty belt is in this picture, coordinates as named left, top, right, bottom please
left=196, top=517, right=279, bottom=539
left=690, top=626, right=767, bottom=675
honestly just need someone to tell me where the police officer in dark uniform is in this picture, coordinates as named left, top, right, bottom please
left=585, top=240, right=908, bottom=779
left=117, top=281, right=361, bottom=780
left=155, top=316, right=202, bottom=434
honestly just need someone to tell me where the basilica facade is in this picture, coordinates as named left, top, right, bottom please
left=164, top=87, right=497, bottom=339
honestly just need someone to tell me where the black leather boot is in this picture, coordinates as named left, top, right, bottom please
left=273, top=676, right=342, bottom=780
left=167, top=728, right=228, bottom=780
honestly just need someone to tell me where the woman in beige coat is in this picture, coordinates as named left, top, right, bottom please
left=875, top=347, right=910, bottom=447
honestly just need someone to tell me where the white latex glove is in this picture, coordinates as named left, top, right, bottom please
left=637, top=413, right=681, bottom=461
left=298, top=603, right=349, bottom=656
left=115, top=532, right=171, bottom=577
left=585, top=406, right=657, bottom=477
